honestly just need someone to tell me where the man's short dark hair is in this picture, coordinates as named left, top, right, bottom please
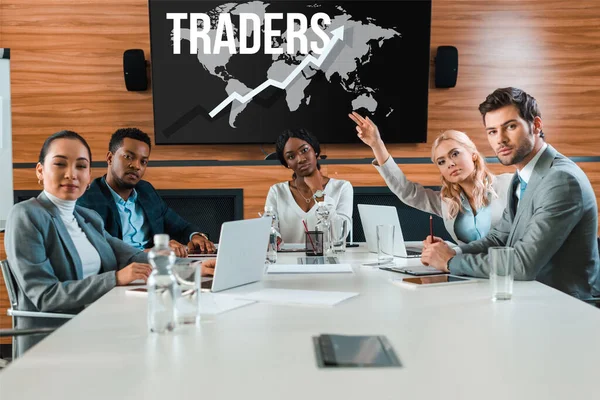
left=275, top=128, right=321, bottom=168
left=109, top=128, right=152, bottom=153
left=478, top=87, right=544, bottom=139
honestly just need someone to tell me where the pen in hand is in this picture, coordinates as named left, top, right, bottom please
left=427, top=215, right=439, bottom=245
left=429, top=215, right=434, bottom=239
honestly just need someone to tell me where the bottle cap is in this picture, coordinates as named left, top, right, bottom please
left=154, top=234, right=170, bottom=247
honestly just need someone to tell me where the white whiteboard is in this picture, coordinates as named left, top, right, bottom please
left=0, top=56, right=14, bottom=221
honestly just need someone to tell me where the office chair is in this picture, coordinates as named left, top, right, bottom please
left=0, top=259, right=74, bottom=362
left=0, top=327, right=58, bottom=367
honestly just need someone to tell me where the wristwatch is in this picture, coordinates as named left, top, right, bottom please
left=313, top=189, right=325, bottom=200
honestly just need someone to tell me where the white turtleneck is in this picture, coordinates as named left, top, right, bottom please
left=44, top=191, right=101, bottom=278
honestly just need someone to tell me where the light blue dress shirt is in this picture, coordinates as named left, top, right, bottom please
left=453, top=194, right=492, bottom=243
left=104, top=178, right=150, bottom=250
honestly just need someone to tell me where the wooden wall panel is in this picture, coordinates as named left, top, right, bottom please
left=0, top=0, right=599, bottom=163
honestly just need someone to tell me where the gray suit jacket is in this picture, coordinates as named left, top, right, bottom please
left=4, top=192, right=147, bottom=355
left=449, top=145, right=600, bottom=299
left=373, top=156, right=513, bottom=245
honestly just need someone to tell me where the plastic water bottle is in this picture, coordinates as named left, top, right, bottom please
left=315, top=202, right=333, bottom=254
left=147, top=234, right=179, bottom=333
left=267, top=226, right=278, bottom=263
left=264, top=207, right=279, bottom=264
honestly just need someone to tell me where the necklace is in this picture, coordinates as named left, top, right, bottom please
left=293, top=178, right=313, bottom=204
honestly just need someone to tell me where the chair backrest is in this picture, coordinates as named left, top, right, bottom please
left=0, top=260, right=18, bottom=309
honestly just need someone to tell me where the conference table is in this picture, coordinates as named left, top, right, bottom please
left=1, top=244, right=599, bottom=399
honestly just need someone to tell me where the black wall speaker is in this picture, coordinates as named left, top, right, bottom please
left=123, top=49, right=148, bottom=91
left=435, top=46, right=458, bottom=88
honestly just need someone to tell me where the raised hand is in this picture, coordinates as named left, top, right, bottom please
left=348, top=112, right=390, bottom=166
left=348, top=111, right=382, bottom=148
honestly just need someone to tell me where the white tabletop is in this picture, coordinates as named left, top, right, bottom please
left=1, top=244, right=599, bottom=399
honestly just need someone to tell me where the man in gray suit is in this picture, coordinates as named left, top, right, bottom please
left=421, top=87, right=600, bottom=300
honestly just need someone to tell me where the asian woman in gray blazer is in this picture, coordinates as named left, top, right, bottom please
left=349, top=112, right=513, bottom=245
left=4, top=130, right=152, bottom=356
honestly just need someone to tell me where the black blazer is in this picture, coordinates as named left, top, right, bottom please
left=77, top=176, right=200, bottom=247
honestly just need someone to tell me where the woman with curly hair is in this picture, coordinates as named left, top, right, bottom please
left=349, top=112, right=512, bottom=245
left=265, top=128, right=353, bottom=244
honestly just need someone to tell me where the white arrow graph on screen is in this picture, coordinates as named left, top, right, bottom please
left=208, top=26, right=345, bottom=118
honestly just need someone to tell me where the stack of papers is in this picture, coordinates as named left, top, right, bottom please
left=235, top=288, right=359, bottom=307
left=266, top=264, right=353, bottom=274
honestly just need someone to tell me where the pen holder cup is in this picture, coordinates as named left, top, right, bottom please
left=305, top=231, right=324, bottom=256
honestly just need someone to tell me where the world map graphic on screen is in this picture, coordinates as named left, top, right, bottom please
left=149, top=1, right=432, bottom=144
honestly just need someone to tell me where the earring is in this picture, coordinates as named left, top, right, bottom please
left=87, top=184, right=91, bottom=190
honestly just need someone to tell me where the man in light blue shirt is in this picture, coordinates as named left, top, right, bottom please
left=105, top=180, right=151, bottom=250
left=78, top=128, right=216, bottom=257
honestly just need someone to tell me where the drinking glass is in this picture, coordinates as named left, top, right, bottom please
left=330, top=215, right=349, bottom=253
left=489, top=247, right=515, bottom=301
left=376, top=224, right=395, bottom=265
left=172, top=260, right=203, bottom=324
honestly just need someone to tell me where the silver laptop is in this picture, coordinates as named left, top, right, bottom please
left=201, top=217, right=272, bottom=292
left=357, top=204, right=421, bottom=258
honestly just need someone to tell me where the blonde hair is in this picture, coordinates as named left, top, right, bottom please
left=431, top=130, right=496, bottom=219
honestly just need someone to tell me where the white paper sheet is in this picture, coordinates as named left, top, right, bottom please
left=266, top=263, right=353, bottom=274
left=235, top=288, right=359, bottom=307
left=199, top=293, right=256, bottom=315
left=126, top=289, right=256, bottom=315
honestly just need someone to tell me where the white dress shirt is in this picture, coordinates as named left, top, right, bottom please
left=516, top=143, right=548, bottom=199
left=264, top=178, right=353, bottom=243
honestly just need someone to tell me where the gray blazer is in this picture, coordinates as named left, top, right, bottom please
left=374, top=156, right=513, bottom=245
left=450, top=145, right=600, bottom=299
left=4, top=192, right=147, bottom=355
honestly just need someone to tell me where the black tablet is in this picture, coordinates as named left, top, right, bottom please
left=313, top=334, right=401, bottom=368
